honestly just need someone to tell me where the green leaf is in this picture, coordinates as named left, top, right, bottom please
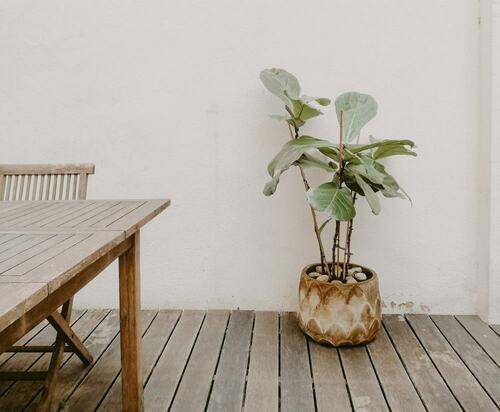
left=347, top=139, right=416, bottom=155
left=307, top=184, right=355, bottom=221
left=373, top=145, right=417, bottom=159
left=298, top=104, right=322, bottom=121
left=264, top=136, right=337, bottom=196
left=263, top=174, right=280, bottom=196
left=296, top=153, right=337, bottom=172
left=300, top=95, right=331, bottom=106
left=319, top=218, right=332, bottom=233
left=335, top=92, right=377, bottom=143
left=353, top=174, right=381, bottom=215
left=347, top=156, right=386, bottom=185
left=260, top=68, right=301, bottom=106
left=267, top=136, right=336, bottom=177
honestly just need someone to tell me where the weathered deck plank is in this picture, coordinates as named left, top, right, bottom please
left=59, top=311, right=155, bottom=411
left=367, top=325, right=425, bottom=411
left=407, top=314, right=497, bottom=411
left=144, top=310, right=205, bottom=411
left=432, top=315, right=500, bottom=407
left=98, top=310, right=181, bottom=411
left=456, top=315, right=500, bottom=366
left=170, top=311, right=229, bottom=412
left=308, top=341, right=351, bottom=412
left=1, top=311, right=499, bottom=411
left=280, top=312, right=315, bottom=412
left=206, top=310, right=254, bottom=412
left=244, top=311, right=279, bottom=412
left=383, top=314, right=461, bottom=411
left=340, top=346, right=389, bottom=411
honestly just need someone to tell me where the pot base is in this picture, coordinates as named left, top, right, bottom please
left=298, top=263, right=381, bottom=347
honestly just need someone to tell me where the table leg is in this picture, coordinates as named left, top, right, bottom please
left=119, top=231, right=143, bottom=412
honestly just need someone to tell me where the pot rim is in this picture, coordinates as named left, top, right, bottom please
left=301, top=262, right=378, bottom=287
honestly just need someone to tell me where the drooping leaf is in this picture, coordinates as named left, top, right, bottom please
left=319, top=218, right=332, bottom=233
left=306, top=184, right=355, bottom=221
left=373, top=145, right=417, bottom=159
left=263, top=174, right=280, bottom=196
left=335, top=92, right=377, bottom=143
left=260, top=68, right=301, bottom=106
left=353, top=174, right=381, bottom=215
left=296, top=153, right=337, bottom=172
left=347, top=139, right=416, bottom=155
left=263, top=136, right=337, bottom=196
left=372, top=162, right=413, bottom=204
left=267, top=136, right=336, bottom=177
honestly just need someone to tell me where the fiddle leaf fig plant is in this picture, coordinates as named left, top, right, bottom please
left=260, top=68, right=417, bottom=281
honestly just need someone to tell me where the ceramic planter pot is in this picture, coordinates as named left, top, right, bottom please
left=297, top=262, right=381, bottom=346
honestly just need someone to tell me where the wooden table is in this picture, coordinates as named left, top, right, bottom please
left=0, top=199, right=170, bottom=411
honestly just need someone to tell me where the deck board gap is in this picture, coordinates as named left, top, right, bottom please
left=365, top=344, right=392, bottom=411
left=403, top=315, right=465, bottom=411
left=380, top=321, right=429, bottom=412
left=167, top=311, right=207, bottom=410
left=430, top=315, right=500, bottom=409
left=336, top=344, right=355, bottom=411
left=143, top=310, right=182, bottom=389
left=203, top=311, right=231, bottom=410
left=240, top=311, right=256, bottom=410
left=305, top=338, right=319, bottom=412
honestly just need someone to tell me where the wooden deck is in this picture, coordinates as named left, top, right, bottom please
left=0, top=310, right=499, bottom=411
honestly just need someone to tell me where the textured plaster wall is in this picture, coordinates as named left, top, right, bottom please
left=0, top=1, right=483, bottom=314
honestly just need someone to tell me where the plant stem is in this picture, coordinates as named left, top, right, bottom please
left=287, top=123, right=331, bottom=277
left=333, top=220, right=341, bottom=279
left=333, top=111, right=345, bottom=280
left=343, top=193, right=357, bottom=274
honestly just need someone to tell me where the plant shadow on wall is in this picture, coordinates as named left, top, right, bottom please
left=260, top=68, right=417, bottom=346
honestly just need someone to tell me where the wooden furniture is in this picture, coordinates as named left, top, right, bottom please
left=0, top=199, right=169, bottom=411
left=0, top=164, right=95, bottom=402
left=0, top=163, right=95, bottom=201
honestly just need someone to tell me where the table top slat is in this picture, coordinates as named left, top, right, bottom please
left=0, top=199, right=170, bottom=333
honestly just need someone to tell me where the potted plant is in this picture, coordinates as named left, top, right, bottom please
left=260, top=68, right=417, bottom=346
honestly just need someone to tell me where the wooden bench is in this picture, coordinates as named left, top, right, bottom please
left=0, top=199, right=169, bottom=411
left=0, top=164, right=96, bottom=406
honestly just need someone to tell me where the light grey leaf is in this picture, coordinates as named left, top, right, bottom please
left=296, top=153, right=337, bottom=172
left=260, top=68, right=301, bottom=106
left=335, top=92, right=377, bottom=143
left=264, top=136, right=337, bottom=195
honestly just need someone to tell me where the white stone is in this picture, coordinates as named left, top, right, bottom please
left=317, top=275, right=329, bottom=282
left=354, top=272, right=368, bottom=281
left=350, top=267, right=363, bottom=274
left=346, top=276, right=357, bottom=284
left=315, top=266, right=323, bottom=274
left=309, top=272, right=321, bottom=279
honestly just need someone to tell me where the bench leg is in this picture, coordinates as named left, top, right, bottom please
left=47, top=310, right=93, bottom=365
left=36, top=298, right=74, bottom=412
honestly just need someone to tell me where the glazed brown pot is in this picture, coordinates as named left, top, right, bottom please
left=297, top=263, right=382, bottom=346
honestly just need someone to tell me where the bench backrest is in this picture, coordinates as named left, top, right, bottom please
left=0, top=164, right=95, bottom=201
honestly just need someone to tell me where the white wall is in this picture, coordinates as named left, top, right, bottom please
left=0, top=0, right=483, bottom=314
left=478, top=0, right=500, bottom=323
